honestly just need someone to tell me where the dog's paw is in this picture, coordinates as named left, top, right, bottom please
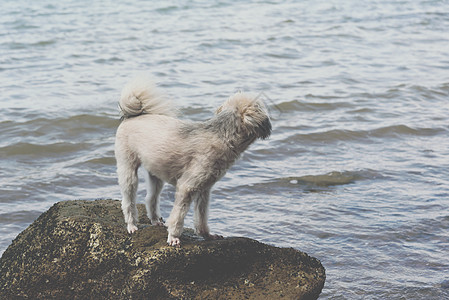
left=203, top=233, right=224, bottom=240
left=167, top=235, right=181, bottom=247
left=127, top=223, right=138, bottom=234
left=151, top=217, right=165, bottom=227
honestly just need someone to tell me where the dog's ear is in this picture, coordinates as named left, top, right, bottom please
left=241, top=103, right=272, bottom=139
left=256, top=116, right=272, bottom=139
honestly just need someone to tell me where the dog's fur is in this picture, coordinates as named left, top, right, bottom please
left=115, top=77, right=271, bottom=246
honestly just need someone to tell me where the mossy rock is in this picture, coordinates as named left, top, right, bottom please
left=0, top=200, right=325, bottom=299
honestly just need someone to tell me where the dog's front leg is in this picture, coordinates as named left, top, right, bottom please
left=194, top=189, right=223, bottom=241
left=166, top=185, right=194, bottom=247
left=194, top=189, right=210, bottom=236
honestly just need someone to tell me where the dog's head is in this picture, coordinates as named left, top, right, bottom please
left=216, top=92, right=272, bottom=140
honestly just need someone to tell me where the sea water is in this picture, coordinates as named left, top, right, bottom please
left=1, top=1, right=448, bottom=298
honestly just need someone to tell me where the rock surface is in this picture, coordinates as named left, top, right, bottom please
left=0, top=199, right=325, bottom=299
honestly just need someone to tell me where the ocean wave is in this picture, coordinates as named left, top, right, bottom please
left=222, top=169, right=385, bottom=194
left=277, top=169, right=384, bottom=188
left=280, top=124, right=446, bottom=144
left=0, top=113, right=119, bottom=147
left=44, top=114, right=120, bottom=129
left=0, top=142, right=87, bottom=157
left=275, top=99, right=353, bottom=113
left=1, top=112, right=119, bottom=129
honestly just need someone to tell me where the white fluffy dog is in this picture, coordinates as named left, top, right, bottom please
left=115, top=77, right=271, bottom=246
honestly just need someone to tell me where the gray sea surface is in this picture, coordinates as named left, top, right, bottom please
left=1, top=0, right=449, bottom=298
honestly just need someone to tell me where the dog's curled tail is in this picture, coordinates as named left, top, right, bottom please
left=119, top=77, right=176, bottom=119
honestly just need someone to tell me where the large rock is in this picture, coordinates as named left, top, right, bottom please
left=0, top=200, right=325, bottom=299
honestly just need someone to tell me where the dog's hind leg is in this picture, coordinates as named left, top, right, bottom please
left=166, top=184, right=195, bottom=247
left=194, top=188, right=223, bottom=240
left=117, top=160, right=139, bottom=234
left=144, top=171, right=165, bottom=226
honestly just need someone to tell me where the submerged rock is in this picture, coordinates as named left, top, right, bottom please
left=0, top=199, right=325, bottom=299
